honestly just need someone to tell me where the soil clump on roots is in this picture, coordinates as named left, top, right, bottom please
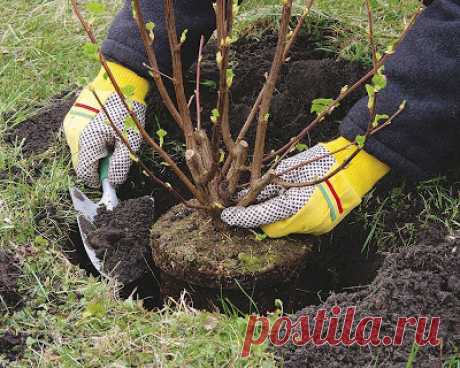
left=151, top=204, right=312, bottom=312
left=85, top=196, right=155, bottom=285
left=276, top=232, right=460, bottom=367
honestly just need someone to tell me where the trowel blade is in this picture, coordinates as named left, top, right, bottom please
left=70, top=187, right=109, bottom=278
left=76, top=214, right=108, bottom=277
left=69, top=187, right=99, bottom=222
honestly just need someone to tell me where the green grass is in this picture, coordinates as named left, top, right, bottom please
left=1, top=0, right=458, bottom=366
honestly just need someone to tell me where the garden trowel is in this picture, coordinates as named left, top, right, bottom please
left=69, top=155, right=118, bottom=278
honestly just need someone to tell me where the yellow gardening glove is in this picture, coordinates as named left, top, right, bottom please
left=63, top=62, right=149, bottom=188
left=221, top=137, right=390, bottom=237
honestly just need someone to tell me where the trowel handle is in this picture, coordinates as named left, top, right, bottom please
left=99, top=155, right=119, bottom=211
left=99, top=155, right=110, bottom=182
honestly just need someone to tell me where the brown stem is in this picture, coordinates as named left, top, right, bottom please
left=194, top=129, right=215, bottom=175
left=195, top=35, right=205, bottom=130
left=132, top=0, right=183, bottom=129
left=250, top=0, right=292, bottom=183
left=142, top=63, right=175, bottom=82
left=365, top=0, right=378, bottom=70
left=272, top=148, right=361, bottom=189
left=186, top=149, right=209, bottom=185
left=282, top=0, right=315, bottom=61
left=237, top=170, right=275, bottom=207
left=164, top=0, right=194, bottom=146
left=226, top=140, right=249, bottom=195
left=213, top=0, right=235, bottom=154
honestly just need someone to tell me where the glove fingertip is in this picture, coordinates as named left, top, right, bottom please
left=108, top=145, right=132, bottom=186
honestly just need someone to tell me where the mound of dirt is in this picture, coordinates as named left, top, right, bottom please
left=5, top=91, right=77, bottom=156
left=275, top=232, right=460, bottom=367
left=151, top=204, right=312, bottom=312
left=86, top=196, right=155, bottom=285
left=0, top=250, right=22, bottom=312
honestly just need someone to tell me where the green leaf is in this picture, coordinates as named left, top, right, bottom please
left=386, top=42, right=396, bottom=55
left=145, top=21, right=155, bottom=31
left=131, top=0, right=137, bottom=18
left=123, top=116, right=139, bottom=134
left=156, top=128, right=167, bottom=147
left=146, top=21, right=155, bottom=40
left=200, top=79, right=217, bottom=89
left=218, top=149, right=225, bottom=163
left=226, top=69, right=235, bottom=88
left=180, top=29, right=188, bottom=44
left=85, top=2, right=106, bottom=14
left=372, top=114, right=389, bottom=127
left=255, top=232, right=268, bottom=241
left=365, top=84, right=375, bottom=97
left=372, top=72, right=387, bottom=91
left=216, top=52, right=223, bottom=67
left=82, top=43, right=98, bottom=60
left=121, top=85, right=136, bottom=98
left=310, top=98, right=334, bottom=116
left=366, top=84, right=375, bottom=110
left=210, top=108, right=220, bottom=124
left=295, top=143, right=308, bottom=152
left=355, top=135, right=366, bottom=148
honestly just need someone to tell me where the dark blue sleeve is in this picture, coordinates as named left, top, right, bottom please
left=101, top=0, right=215, bottom=78
left=340, top=0, right=460, bottom=181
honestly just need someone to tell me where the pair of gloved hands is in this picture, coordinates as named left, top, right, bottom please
left=63, top=63, right=389, bottom=237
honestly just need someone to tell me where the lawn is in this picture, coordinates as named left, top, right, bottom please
left=2, top=0, right=459, bottom=366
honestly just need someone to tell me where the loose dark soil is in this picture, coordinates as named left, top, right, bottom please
left=0, top=330, right=27, bottom=362
left=0, top=250, right=22, bottom=312
left=276, top=231, right=460, bottom=367
left=85, top=196, right=155, bottom=285
left=5, top=91, right=77, bottom=156
left=151, top=204, right=312, bottom=312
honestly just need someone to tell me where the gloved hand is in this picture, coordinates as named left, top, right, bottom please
left=63, top=62, right=149, bottom=188
left=221, top=137, right=390, bottom=237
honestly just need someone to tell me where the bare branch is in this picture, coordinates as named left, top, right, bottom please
left=237, top=170, right=275, bottom=207
left=132, top=0, right=183, bottom=129
left=283, top=0, right=315, bottom=61
left=164, top=0, right=194, bottom=146
left=195, top=35, right=205, bottom=130
left=250, top=0, right=293, bottom=183
left=213, top=0, right=235, bottom=154
left=226, top=140, right=249, bottom=195
left=272, top=148, right=361, bottom=189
